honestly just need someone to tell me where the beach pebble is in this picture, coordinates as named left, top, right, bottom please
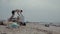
left=45, top=24, right=49, bottom=27
left=1, top=32, right=7, bottom=34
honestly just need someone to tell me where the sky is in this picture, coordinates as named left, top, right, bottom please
left=0, top=0, right=60, bottom=23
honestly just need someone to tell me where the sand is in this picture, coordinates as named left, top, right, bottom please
left=0, top=22, right=60, bottom=34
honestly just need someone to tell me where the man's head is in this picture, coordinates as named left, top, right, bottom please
left=20, top=10, right=23, bottom=13
left=12, top=10, right=15, bottom=15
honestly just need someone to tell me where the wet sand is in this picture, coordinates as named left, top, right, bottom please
left=0, top=22, right=60, bottom=34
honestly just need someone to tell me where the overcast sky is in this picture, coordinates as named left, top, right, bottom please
left=0, top=0, right=60, bottom=23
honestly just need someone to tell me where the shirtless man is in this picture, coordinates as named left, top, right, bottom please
left=8, top=9, right=26, bottom=26
left=8, top=10, right=16, bottom=22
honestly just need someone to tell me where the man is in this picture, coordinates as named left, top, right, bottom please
left=8, top=10, right=16, bottom=22
left=17, top=10, right=26, bottom=26
left=8, top=9, right=26, bottom=26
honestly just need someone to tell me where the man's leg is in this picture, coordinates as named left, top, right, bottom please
left=19, top=22, right=26, bottom=26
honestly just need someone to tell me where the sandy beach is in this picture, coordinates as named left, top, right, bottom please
left=0, top=22, right=60, bottom=34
